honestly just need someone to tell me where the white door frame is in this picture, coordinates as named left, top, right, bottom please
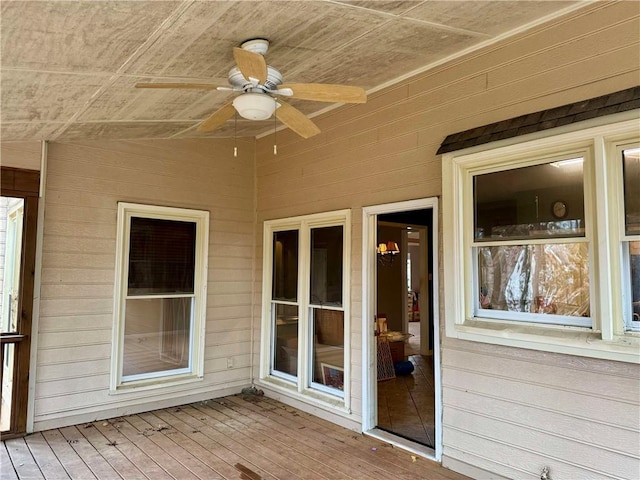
left=361, top=197, right=441, bottom=461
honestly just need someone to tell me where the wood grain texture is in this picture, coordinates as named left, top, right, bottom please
left=3, top=396, right=468, bottom=480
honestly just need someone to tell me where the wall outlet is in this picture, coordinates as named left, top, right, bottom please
left=226, top=357, right=233, bottom=369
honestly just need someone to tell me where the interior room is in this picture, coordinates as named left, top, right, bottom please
left=376, top=209, right=435, bottom=447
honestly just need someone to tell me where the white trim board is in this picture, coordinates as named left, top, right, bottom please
left=361, top=197, right=441, bottom=461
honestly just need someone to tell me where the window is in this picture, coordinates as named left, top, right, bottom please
left=443, top=117, right=640, bottom=363
left=112, top=203, right=208, bottom=390
left=620, top=145, right=640, bottom=331
left=474, top=158, right=590, bottom=327
left=262, top=210, right=350, bottom=402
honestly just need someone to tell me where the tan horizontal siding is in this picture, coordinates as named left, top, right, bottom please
left=255, top=1, right=640, bottom=477
left=34, top=137, right=255, bottom=429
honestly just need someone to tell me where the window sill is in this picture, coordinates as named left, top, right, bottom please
left=110, top=373, right=203, bottom=395
left=451, top=319, right=640, bottom=364
left=257, top=376, right=349, bottom=414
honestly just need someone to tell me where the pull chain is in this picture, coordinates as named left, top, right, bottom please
left=273, top=97, right=278, bottom=155
left=233, top=111, right=238, bottom=158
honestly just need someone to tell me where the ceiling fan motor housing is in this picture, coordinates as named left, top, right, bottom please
left=228, top=66, right=283, bottom=92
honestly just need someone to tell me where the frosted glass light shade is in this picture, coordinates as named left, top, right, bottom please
left=232, top=93, right=276, bottom=120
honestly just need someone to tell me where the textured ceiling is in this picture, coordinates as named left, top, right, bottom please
left=1, top=0, right=585, bottom=142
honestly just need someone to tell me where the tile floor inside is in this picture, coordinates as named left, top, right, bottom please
left=376, top=321, right=436, bottom=447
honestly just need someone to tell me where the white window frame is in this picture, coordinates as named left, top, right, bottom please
left=443, top=116, right=640, bottom=364
left=259, top=210, right=351, bottom=410
left=609, top=141, right=640, bottom=332
left=110, top=202, right=209, bottom=392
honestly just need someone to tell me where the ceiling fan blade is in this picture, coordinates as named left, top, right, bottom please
left=197, top=102, right=236, bottom=132
left=135, top=82, right=221, bottom=90
left=233, top=47, right=268, bottom=84
left=278, top=83, right=366, bottom=103
left=275, top=102, right=321, bottom=139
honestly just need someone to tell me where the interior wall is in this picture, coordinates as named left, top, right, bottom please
left=33, top=137, right=255, bottom=430
left=376, top=225, right=403, bottom=332
left=254, top=2, right=640, bottom=478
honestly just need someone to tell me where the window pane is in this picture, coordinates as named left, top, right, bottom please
left=128, top=217, right=196, bottom=295
left=310, top=226, right=343, bottom=305
left=622, top=147, right=640, bottom=235
left=629, top=241, right=640, bottom=326
left=272, top=230, right=298, bottom=301
left=1, top=197, right=24, bottom=333
left=312, top=308, right=344, bottom=390
left=1, top=342, right=15, bottom=431
left=478, top=243, right=590, bottom=318
left=273, top=303, right=298, bottom=377
left=474, top=159, right=585, bottom=241
left=123, top=298, right=191, bottom=377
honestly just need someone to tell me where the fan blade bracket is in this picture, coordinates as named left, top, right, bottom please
left=272, top=88, right=293, bottom=96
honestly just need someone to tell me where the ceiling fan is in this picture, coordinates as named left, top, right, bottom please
left=135, top=38, right=367, bottom=138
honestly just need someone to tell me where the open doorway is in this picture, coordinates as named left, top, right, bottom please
left=1, top=167, right=39, bottom=438
left=362, top=198, right=440, bottom=460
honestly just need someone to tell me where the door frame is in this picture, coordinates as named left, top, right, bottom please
left=361, top=197, right=441, bottom=461
left=1, top=167, right=39, bottom=439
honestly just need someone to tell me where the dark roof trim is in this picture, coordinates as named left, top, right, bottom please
left=437, top=86, right=640, bottom=155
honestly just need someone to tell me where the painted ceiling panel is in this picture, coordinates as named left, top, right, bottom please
left=0, top=1, right=180, bottom=73
left=1, top=70, right=106, bottom=122
left=404, top=1, right=578, bottom=36
left=0, top=0, right=587, bottom=142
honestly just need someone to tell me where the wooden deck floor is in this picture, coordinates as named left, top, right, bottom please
left=1, top=395, right=469, bottom=480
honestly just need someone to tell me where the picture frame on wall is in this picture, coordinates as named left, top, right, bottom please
left=321, top=363, right=344, bottom=389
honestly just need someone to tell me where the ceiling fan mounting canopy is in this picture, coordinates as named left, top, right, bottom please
left=134, top=37, right=367, bottom=138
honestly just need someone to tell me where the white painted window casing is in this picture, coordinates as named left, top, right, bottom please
left=259, top=210, right=351, bottom=411
left=110, top=202, right=209, bottom=392
left=443, top=117, right=640, bottom=364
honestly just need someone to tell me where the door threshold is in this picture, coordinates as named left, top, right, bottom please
left=364, top=428, right=436, bottom=461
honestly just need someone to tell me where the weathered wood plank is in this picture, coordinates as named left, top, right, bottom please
left=91, top=420, right=173, bottom=480
left=40, top=429, right=97, bottom=479
left=189, top=402, right=328, bottom=480
left=23, top=433, right=70, bottom=479
left=0, top=441, right=18, bottom=480
left=5, top=438, right=44, bottom=479
left=104, top=415, right=200, bottom=480
left=143, top=409, right=270, bottom=480
left=3, top=397, right=470, bottom=480
left=76, top=423, right=147, bottom=480
left=169, top=404, right=304, bottom=479
left=231, top=396, right=455, bottom=480
left=209, top=397, right=380, bottom=480
left=58, top=426, right=121, bottom=479
left=124, top=414, right=224, bottom=480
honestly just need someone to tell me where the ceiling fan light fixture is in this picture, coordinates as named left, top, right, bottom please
left=232, top=93, right=276, bottom=120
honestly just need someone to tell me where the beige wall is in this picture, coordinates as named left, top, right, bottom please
left=255, top=2, right=639, bottom=479
left=0, top=142, right=42, bottom=171
left=33, top=137, right=256, bottom=430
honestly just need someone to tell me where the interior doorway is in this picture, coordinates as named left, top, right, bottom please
left=362, top=198, right=441, bottom=460
left=1, top=167, right=39, bottom=438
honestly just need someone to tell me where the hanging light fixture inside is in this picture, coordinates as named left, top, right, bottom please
left=377, top=241, right=400, bottom=266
